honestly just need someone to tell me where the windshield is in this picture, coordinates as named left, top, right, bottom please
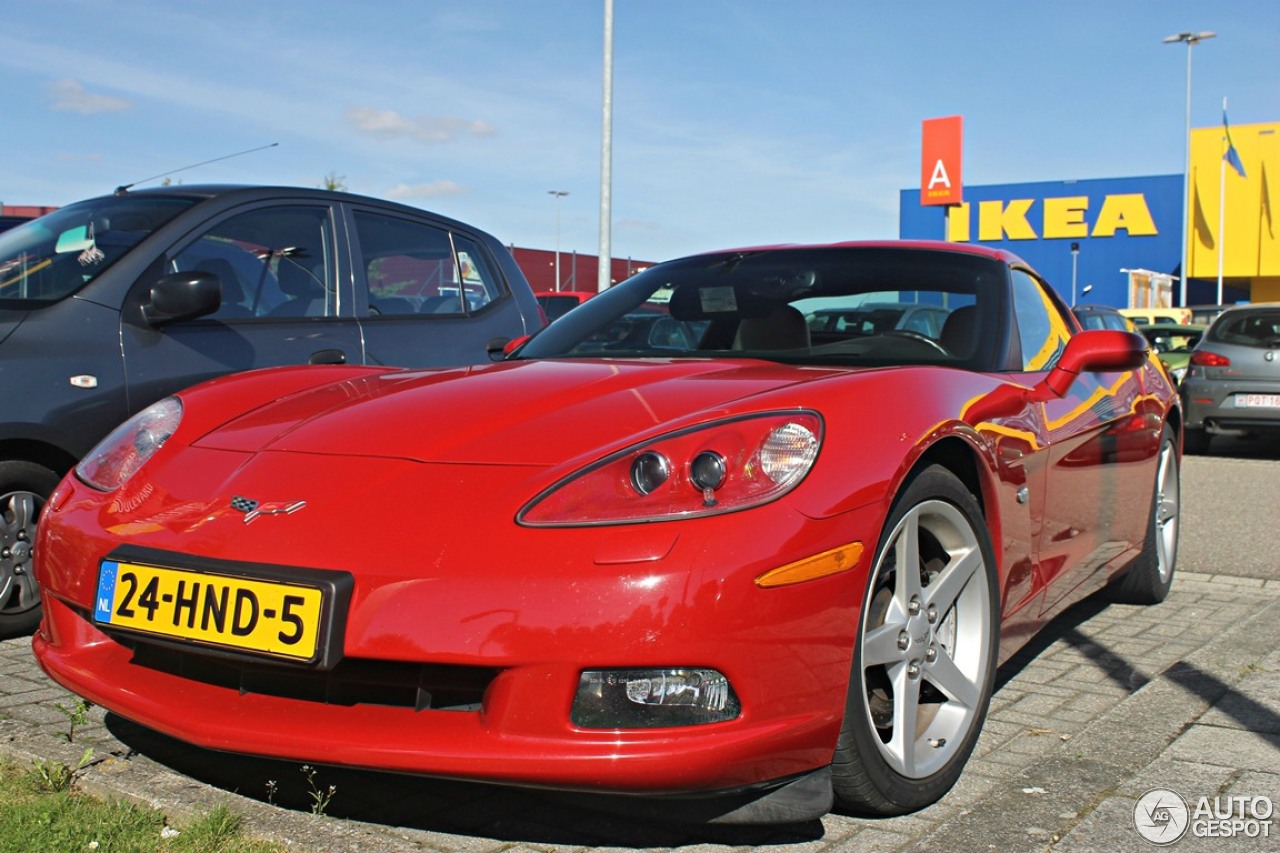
left=518, top=246, right=1007, bottom=370
left=0, top=196, right=195, bottom=307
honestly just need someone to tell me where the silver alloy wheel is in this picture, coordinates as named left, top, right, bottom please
left=0, top=490, right=42, bottom=617
left=1153, top=438, right=1179, bottom=583
left=859, top=498, right=993, bottom=780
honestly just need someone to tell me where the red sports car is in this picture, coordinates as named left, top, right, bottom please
left=32, top=242, right=1181, bottom=823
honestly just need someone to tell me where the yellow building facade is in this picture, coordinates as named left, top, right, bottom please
left=1187, top=120, right=1280, bottom=302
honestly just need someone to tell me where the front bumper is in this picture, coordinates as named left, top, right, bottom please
left=34, top=457, right=878, bottom=805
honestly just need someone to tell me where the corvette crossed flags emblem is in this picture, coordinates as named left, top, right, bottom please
left=231, top=495, right=307, bottom=524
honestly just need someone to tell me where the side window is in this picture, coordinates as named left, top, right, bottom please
left=1011, top=270, right=1071, bottom=371
left=452, top=235, right=501, bottom=312
left=353, top=212, right=504, bottom=317
left=169, top=206, right=334, bottom=320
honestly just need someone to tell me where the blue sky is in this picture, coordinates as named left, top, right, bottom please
left=3, top=1, right=1278, bottom=263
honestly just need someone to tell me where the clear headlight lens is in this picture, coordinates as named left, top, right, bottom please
left=519, top=411, right=822, bottom=525
left=572, top=668, right=740, bottom=728
left=76, top=397, right=182, bottom=491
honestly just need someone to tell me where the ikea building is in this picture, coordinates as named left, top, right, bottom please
left=900, top=120, right=1280, bottom=311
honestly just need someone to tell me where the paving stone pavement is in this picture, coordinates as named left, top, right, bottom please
left=2, top=571, right=1278, bottom=852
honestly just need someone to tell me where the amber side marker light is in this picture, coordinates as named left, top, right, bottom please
left=755, top=542, right=864, bottom=588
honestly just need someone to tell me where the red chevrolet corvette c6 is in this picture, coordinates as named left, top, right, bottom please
left=32, top=241, right=1181, bottom=823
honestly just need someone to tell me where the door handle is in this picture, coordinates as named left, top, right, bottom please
left=309, top=349, right=347, bottom=365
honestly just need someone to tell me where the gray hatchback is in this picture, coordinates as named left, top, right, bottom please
left=1181, top=303, right=1280, bottom=453
left=0, top=185, right=543, bottom=635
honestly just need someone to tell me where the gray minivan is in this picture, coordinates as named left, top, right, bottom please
left=0, top=185, right=543, bottom=635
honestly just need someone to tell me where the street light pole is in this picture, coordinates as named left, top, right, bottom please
left=1070, top=241, right=1080, bottom=305
left=1163, top=29, right=1216, bottom=309
left=548, top=190, right=568, bottom=291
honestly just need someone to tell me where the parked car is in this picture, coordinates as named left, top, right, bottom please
left=535, top=290, right=597, bottom=322
left=1187, top=303, right=1236, bottom=326
left=1136, top=322, right=1206, bottom=384
left=806, top=300, right=949, bottom=339
left=0, top=185, right=542, bottom=636
left=1120, top=307, right=1192, bottom=326
left=1072, top=303, right=1135, bottom=331
left=1181, top=303, right=1280, bottom=453
left=33, top=240, right=1179, bottom=823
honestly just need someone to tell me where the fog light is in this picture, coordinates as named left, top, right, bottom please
left=572, top=668, right=741, bottom=728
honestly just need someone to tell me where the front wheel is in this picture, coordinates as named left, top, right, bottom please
left=1109, top=425, right=1179, bottom=604
left=831, top=465, right=999, bottom=815
left=0, top=461, right=61, bottom=638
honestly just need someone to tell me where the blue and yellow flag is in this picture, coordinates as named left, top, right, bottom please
left=1224, top=109, right=1247, bottom=178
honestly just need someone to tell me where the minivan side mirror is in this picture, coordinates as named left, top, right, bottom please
left=142, top=271, right=222, bottom=326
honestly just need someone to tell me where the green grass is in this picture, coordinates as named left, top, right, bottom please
left=0, top=757, right=288, bottom=853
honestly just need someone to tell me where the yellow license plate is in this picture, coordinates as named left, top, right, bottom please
left=94, top=559, right=326, bottom=662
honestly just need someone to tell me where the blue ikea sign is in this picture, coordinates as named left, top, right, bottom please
left=899, top=175, right=1183, bottom=308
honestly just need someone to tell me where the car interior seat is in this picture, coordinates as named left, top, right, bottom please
left=940, top=304, right=978, bottom=357
left=733, top=304, right=811, bottom=350
left=268, top=261, right=325, bottom=317
left=195, top=259, right=251, bottom=318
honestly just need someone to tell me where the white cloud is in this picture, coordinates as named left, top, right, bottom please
left=345, top=106, right=495, bottom=143
left=386, top=180, right=469, bottom=199
left=47, top=79, right=130, bottom=114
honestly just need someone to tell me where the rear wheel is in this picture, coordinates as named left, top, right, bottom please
left=0, top=461, right=60, bottom=638
left=831, top=466, right=998, bottom=815
left=1110, top=425, right=1179, bottom=605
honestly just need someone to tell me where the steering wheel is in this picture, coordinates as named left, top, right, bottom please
left=883, top=330, right=949, bottom=354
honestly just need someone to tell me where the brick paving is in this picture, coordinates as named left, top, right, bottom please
left=3, top=570, right=1279, bottom=851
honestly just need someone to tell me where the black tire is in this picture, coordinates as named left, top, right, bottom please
left=1109, top=425, right=1179, bottom=605
left=1182, top=426, right=1209, bottom=455
left=831, top=465, right=999, bottom=816
left=0, top=461, right=61, bottom=638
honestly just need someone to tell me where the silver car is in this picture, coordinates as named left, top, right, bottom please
left=1181, top=303, right=1280, bottom=453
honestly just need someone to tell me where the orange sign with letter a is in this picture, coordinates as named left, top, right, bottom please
left=921, top=116, right=963, bottom=207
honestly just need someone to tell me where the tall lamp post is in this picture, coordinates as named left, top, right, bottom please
left=1070, top=241, right=1080, bottom=305
left=548, top=190, right=569, bottom=291
left=1163, top=29, right=1216, bottom=308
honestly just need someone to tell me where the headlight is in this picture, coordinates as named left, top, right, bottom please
left=1172, top=366, right=1187, bottom=383
left=518, top=411, right=822, bottom=525
left=76, top=397, right=183, bottom=491
left=572, top=668, right=740, bottom=727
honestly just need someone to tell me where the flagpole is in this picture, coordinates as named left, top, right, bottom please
left=1218, top=97, right=1227, bottom=304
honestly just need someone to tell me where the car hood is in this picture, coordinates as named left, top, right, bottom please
left=192, top=358, right=843, bottom=466
left=0, top=307, right=29, bottom=345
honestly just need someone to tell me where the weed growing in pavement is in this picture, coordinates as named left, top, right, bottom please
left=52, top=698, right=92, bottom=743
left=31, top=748, right=94, bottom=793
left=1, top=757, right=286, bottom=852
left=265, top=778, right=278, bottom=805
left=300, top=764, right=337, bottom=816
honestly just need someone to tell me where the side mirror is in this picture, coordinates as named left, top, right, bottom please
left=142, top=271, right=222, bottom=326
left=1044, top=330, right=1149, bottom=396
left=487, top=333, right=534, bottom=361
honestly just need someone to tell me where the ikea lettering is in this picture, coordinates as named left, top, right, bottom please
left=946, top=193, right=1158, bottom=242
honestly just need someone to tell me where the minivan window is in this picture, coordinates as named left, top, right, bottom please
left=168, top=205, right=335, bottom=320
left=0, top=197, right=194, bottom=306
left=353, top=211, right=503, bottom=316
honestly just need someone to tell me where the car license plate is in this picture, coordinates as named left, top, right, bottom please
left=1236, top=393, right=1280, bottom=408
left=95, top=559, right=326, bottom=662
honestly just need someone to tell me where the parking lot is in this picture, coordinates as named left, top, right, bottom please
left=2, top=438, right=1279, bottom=852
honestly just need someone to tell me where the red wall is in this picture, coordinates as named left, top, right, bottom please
left=509, top=246, right=655, bottom=292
